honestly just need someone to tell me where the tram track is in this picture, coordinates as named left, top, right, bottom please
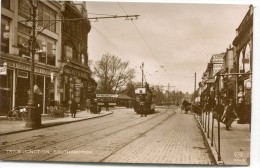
left=1, top=107, right=173, bottom=161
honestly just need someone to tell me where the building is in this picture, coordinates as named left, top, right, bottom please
left=59, top=1, right=92, bottom=109
left=1, top=0, right=62, bottom=115
left=232, top=5, right=253, bottom=106
left=0, top=0, right=94, bottom=116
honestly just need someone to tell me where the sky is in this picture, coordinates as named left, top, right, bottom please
left=86, top=1, right=250, bottom=93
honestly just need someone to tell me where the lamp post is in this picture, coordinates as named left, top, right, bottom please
left=25, top=0, right=41, bottom=128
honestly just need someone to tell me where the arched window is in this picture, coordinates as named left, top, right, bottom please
left=244, top=43, right=251, bottom=73
left=238, top=50, right=244, bottom=73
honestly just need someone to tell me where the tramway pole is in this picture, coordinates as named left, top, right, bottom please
left=25, top=0, right=41, bottom=128
left=141, top=62, right=144, bottom=87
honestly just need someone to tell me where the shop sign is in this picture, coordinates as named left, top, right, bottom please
left=5, top=60, right=52, bottom=75
left=63, top=66, right=88, bottom=79
left=0, top=66, right=7, bottom=75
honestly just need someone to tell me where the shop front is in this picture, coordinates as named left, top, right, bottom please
left=0, top=55, right=59, bottom=115
left=61, top=64, right=91, bottom=110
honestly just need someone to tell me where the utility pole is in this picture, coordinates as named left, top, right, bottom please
left=141, top=62, right=144, bottom=87
left=194, top=72, right=196, bottom=93
left=25, top=0, right=40, bottom=128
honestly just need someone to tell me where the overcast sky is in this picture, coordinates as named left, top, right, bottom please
left=86, top=1, right=250, bottom=93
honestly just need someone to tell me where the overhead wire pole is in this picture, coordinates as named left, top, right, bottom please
left=194, top=72, right=196, bottom=96
left=19, top=15, right=140, bottom=23
left=141, top=62, right=144, bottom=87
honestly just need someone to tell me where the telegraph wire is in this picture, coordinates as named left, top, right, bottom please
left=117, top=2, right=173, bottom=82
left=91, top=25, right=140, bottom=66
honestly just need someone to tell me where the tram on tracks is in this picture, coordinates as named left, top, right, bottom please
left=133, top=83, right=155, bottom=115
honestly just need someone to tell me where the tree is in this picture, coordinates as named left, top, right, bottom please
left=123, top=82, right=135, bottom=98
left=93, top=53, right=135, bottom=93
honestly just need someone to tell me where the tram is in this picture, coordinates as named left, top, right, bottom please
left=133, top=84, right=155, bottom=114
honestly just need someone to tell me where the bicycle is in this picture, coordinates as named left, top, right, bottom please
left=7, top=106, right=28, bottom=121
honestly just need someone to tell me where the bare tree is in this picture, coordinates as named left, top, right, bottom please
left=93, top=53, right=135, bottom=93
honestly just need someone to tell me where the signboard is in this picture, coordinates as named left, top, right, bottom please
left=63, top=66, right=88, bottom=79
left=211, top=54, right=224, bottom=64
left=96, top=94, right=118, bottom=98
left=135, top=88, right=146, bottom=94
left=0, top=66, right=7, bottom=75
left=213, top=64, right=224, bottom=76
left=4, top=60, right=53, bottom=76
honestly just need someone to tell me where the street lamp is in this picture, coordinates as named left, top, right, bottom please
left=25, top=0, right=41, bottom=128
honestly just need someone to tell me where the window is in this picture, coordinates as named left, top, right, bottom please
left=65, top=46, right=73, bottom=61
left=46, top=41, right=55, bottom=65
left=1, top=0, right=10, bottom=9
left=17, top=34, right=30, bottom=57
left=18, top=0, right=31, bottom=19
left=81, top=54, right=85, bottom=65
left=18, top=23, right=31, bottom=57
left=37, top=2, right=56, bottom=33
left=64, top=43, right=77, bottom=62
left=36, top=36, right=56, bottom=66
left=1, top=17, right=10, bottom=53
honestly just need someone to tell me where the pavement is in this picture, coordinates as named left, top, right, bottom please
left=194, top=111, right=251, bottom=166
left=0, top=108, right=113, bottom=135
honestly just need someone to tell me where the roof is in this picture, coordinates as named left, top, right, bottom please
left=117, top=94, right=133, bottom=100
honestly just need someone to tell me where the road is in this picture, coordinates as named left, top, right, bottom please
left=0, top=106, right=215, bottom=165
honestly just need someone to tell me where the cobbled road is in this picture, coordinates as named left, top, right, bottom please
left=0, top=106, right=215, bottom=165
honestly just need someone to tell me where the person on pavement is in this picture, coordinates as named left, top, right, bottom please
left=86, top=99, right=91, bottom=113
left=223, top=99, right=237, bottom=130
left=70, top=99, right=78, bottom=118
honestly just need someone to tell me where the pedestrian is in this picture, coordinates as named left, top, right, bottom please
left=140, top=95, right=146, bottom=117
left=70, top=99, right=78, bottom=118
left=223, top=99, right=237, bottom=130
left=86, top=99, right=91, bottom=113
left=105, top=99, right=109, bottom=111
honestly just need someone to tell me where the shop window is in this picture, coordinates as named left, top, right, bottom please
left=45, top=77, right=55, bottom=107
left=0, top=69, right=13, bottom=115
left=16, top=71, right=30, bottom=107
left=1, top=17, right=10, bottom=53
